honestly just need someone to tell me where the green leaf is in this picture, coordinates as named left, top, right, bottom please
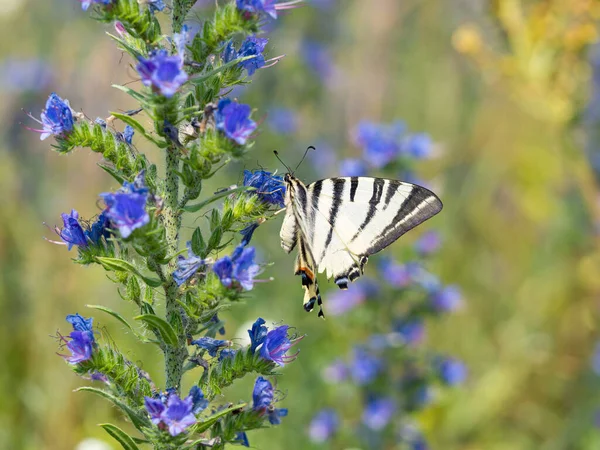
left=86, top=304, right=155, bottom=344
left=134, top=314, right=179, bottom=346
left=193, top=403, right=248, bottom=434
left=183, top=186, right=254, bottom=213
left=191, top=227, right=206, bottom=257
left=106, top=32, right=144, bottom=60
left=100, top=423, right=141, bottom=450
left=96, top=257, right=162, bottom=288
left=189, top=55, right=257, bottom=85
left=112, top=84, right=147, bottom=103
left=98, top=163, right=127, bottom=185
left=110, top=112, right=164, bottom=147
left=76, top=387, right=149, bottom=430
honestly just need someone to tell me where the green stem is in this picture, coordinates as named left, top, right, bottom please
left=163, top=147, right=187, bottom=392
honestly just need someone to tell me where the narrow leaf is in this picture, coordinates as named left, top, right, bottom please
left=100, top=423, right=141, bottom=450
left=110, top=112, right=164, bottom=147
left=189, top=55, right=257, bottom=85
left=98, top=163, right=127, bottom=185
left=134, top=314, right=178, bottom=346
left=76, top=387, right=149, bottom=430
left=112, top=84, right=147, bottom=103
left=85, top=304, right=155, bottom=344
left=193, top=403, right=248, bottom=434
left=183, top=186, right=254, bottom=213
left=96, top=257, right=162, bottom=288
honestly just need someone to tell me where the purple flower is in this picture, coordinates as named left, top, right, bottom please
left=243, top=170, right=286, bottom=207
left=57, top=210, right=88, bottom=250
left=355, top=121, right=405, bottom=168
left=362, top=397, right=396, bottom=431
left=89, top=372, right=108, bottom=383
left=137, top=50, right=188, bottom=98
left=260, top=325, right=301, bottom=366
left=248, top=317, right=268, bottom=353
left=322, top=359, right=348, bottom=383
left=0, top=58, right=53, bottom=93
left=223, top=36, right=268, bottom=76
left=29, top=93, right=73, bottom=141
left=379, top=257, right=414, bottom=287
left=437, top=358, right=467, bottom=386
left=173, top=242, right=206, bottom=286
left=394, top=319, right=425, bottom=346
left=80, top=0, right=112, bottom=11
left=147, top=0, right=165, bottom=13
left=327, top=279, right=378, bottom=316
left=414, top=230, right=441, bottom=255
left=252, top=377, right=288, bottom=424
left=301, top=40, right=334, bottom=79
left=219, top=348, right=237, bottom=361
left=339, top=158, right=368, bottom=177
left=236, top=0, right=278, bottom=19
left=66, top=313, right=93, bottom=334
left=85, top=212, right=111, bottom=245
left=66, top=331, right=95, bottom=364
left=267, top=107, right=297, bottom=134
left=430, top=285, right=463, bottom=313
left=191, top=336, right=230, bottom=357
left=145, top=397, right=166, bottom=425
left=123, top=125, right=135, bottom=145
left=100, top=182, right=150, bottom=239
left=214, top=98, right=257, bottom=145
left=188, top=385, right=209, bottom=414
left=402, top=133, right=433, bottom=159
left=350, top=347, right=382, bottom=385
left=163, top=394, right=197, bottom=436
left=213, top=245, right=260, bottom=290
left=235, top=432, right=250, bottom=446
left=309, top=409, right=339, bottom=443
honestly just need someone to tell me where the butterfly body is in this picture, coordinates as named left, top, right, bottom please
left=280, top=174, right=443, bottom=317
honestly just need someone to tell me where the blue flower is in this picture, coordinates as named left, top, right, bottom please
left=123, top=125, right=135, bottom=145
left=144, top=397, right=166, bottom=425
left=414, top=230, right=441, bottom=255
left=137, top=50, right=188, bottom=98
left=66, top=313, right=93, bottom=334
left=191, top=337, right=230, bottom=357
left=147, top=0, right=165, bottom=13
left=66, top=331, right=95, bottom=364
left=163, top=394, right=197, bottom=436
left=248, top=317, right=268, bottom=353
left=188, top=385, right=209, bottom=414
left=379, top=257, right=414, bottom=287
left=79, top=0, right=112, bottom=11
left=85, top=212, right=111, bottom=245
left=394, top=319, right=425, bottom=346
left=267, top=107, right=297, bottom=134
left=350, top=347, right=382, bottom=385
left=213, top=245, right=260, bottom=291
left=301, top=40, right=334, bottom=79
left=355, top=121, right=405, bottom=168
left=362, top=397, right=396, bottom=431
left=219, top=348, right=237, bottom=361
left=223, top=36, right=268, bottom=76
left=58, top=210, right=88, bottom=250
left=437, top=358, right=467, bottom=386
left=236, top=0, right=278, bottom=19
left=214, top=98, right=257, bottom=145
left=240, top=222, right=260, bottom=246
left=30, top=93, right=74, bottom=141
left=243, top=170, right=286, bottom=208
left=173, top=242, right=206, bottom=286
left=339, top=158, right=368, bottom=177
left=327, top=279, right=378, bottom=316
left=430, top=285, right=463, bottom=313
left=260, top=325, right=301, bottom=366
left=235, top=432, right=250, bottom=447
left=402, top=133, right=433, bottom=159
left=308, top=409, right=339, bottom=443
left=322, top=359, right=348, bottom=383
left=252, top=376, right=288, bottom=424
left=100, top=182, right=150, bottom=239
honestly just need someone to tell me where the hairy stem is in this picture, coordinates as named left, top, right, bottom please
left=163, top=147, right=187, bottom=392
left=172, top=0, right=198, bottom=33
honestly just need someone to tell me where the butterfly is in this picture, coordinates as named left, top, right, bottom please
left=279, top=171, right=442, bottom=318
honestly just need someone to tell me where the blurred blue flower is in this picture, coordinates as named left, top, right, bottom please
left=355, top=121, right=405, bottom=168
left=322, top=359, right=348, bottom=383
left=80, top=0, right=112, bottom=11
left=437, top=358, right=467, bottom=386
left=214, top=98, right=257, bottom=145
left=0, top=58, right=53, bottom=93
left=394, top=319, right=425, bottom=346
left=339, top=158, right=368, bottom=177
left=123, top=125, right=135, bottom=145
left=29, top=93, right=74, bottom=141
left=260, top=325, right=301, bottom=366
left=243, top=169, right=286, bottom=207
left=248, top=317, right=268, bottom=353
left=66, top=313, right=93, bottom=334
left=173, top=242, right=206, bottom=286
left=137, top=50, right=188, bottom=98
left=58, top=210, right=88, bottom=250
left=402, top=133, right=433, bottom=159
left=252, top=376, right=288, bottom=424
left=188, top=385, right=209, bottom=414
left=308, top=409, right=339, bottom=443
left=414, top=230, right=441, bottom=256
left=101, top=188, right=149, bottom=239
left=350, top=347, right=382, bottom=385
left=362, top=397, right=396, bottom=430
left=223, top=36, right=268, bottom=76
left=147, top=0, right=165, bottom=13
left=191, top=337, right=230, bottom=357
left=213, top=245, right=260, bottom=290
left=301, top=40, right=334, bottom=79
left=592, top=342, right=600, bottom=375
left=236, top=0, right=277, bottom=19
left=267, top=107, right=297, bottom=134
left=219, top=348, right=237, bottom=361
left=430, top=285, right=463, bottom=313
left=235, top=432, right=250, bottom=447
left=66, top=331, right=95, bottom=364
left=379, top=257, right=414, bottom=287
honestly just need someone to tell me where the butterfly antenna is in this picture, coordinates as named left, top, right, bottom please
left=294, top=145, right=315, bottom=172
left=273, top=150, right=293, bottom=173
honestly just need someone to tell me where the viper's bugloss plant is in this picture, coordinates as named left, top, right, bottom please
left=38, top=1, right=303, bottom=448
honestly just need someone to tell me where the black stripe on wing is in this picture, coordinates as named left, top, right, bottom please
left=351, top=178, right=385, bottom=241
left=318, top=178, right=346, bottom=262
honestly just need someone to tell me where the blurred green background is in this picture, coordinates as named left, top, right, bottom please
left=3, top=0, right=600, bottom=449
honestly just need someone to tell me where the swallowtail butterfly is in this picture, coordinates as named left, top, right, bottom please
left=279, top=171, right=442, bottom=317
